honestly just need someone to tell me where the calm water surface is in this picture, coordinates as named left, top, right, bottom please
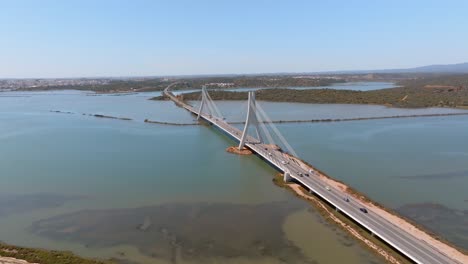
left=0, top=90, right=467, bottom=263
left=0, top=90, right=381, bottom=264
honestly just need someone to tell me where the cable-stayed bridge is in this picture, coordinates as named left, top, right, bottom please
left=164, top=84, right=460, bottom=264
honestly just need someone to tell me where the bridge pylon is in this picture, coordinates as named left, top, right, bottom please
left=197, top=86, right=207, bottom=120
left=239, top=91, right=263, bottom=150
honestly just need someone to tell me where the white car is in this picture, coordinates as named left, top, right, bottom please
left=325, top=186, right=331, bottom=191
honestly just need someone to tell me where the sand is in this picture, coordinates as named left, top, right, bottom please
left=226, top=146, right=253, bottom=155
left=0, top=257, right=36, bottom=264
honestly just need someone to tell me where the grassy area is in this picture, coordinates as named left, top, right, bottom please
left=0, top=243, right=113, bottom=264
left=151, top=74, right=468, bottom=108
left=159, top=84, right=468, bottom=108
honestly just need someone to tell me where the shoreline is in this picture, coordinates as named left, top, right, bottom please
left=169, top=86, right=468, bottom=109
left=0, top=243, right=112, bottom=264
left=0, top=256, right=36, bottom=264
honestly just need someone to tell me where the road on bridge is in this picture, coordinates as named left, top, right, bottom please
left=164, top=85, right=461, bottom=264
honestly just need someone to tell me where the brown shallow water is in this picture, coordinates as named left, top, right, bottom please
left=31, top=201, right=314, bottom=264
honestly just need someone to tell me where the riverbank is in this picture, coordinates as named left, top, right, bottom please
left=0, top=256, right=36, bottom=264
left=157, top=85, right=468, bottom=109
left=276, top=155, right=468, bottom=264
left=0, top=243, right=112, bottom=264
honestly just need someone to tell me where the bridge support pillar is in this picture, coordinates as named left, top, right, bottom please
left=283, top=172, right=293, bottom=182
left=239, top=91, right=262, bottom=150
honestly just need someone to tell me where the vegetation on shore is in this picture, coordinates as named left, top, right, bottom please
left=168, top=75, right=344, bottom=90
left=0, top=243, right=113, bottom=264
left=146, top=73, right=468, bottom=109
left=155, top=82, right=468, bottom=108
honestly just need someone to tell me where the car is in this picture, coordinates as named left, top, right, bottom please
left=281, top=161, right=289, bottom=165
left=325, top=186, right=331, bottom=191
left=304, top=173, right=309, bottom=177
left=268, top=152, right=272, bottom=156
left=360, top=208, right=368, bottom=213
left=309, top=169, right=314, bottom=173
left=343, top=197, right=350, bottom=202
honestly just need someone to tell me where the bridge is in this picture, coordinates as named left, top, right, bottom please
left=164, top=84, right=460, bottom=264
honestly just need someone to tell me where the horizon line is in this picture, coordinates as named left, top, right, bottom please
left=2, top=61, right=467, bottom=80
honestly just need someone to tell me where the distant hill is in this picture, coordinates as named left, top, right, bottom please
left=320, top=62, right=468, bottom=74
left=383, top=62, right=468, bottom=73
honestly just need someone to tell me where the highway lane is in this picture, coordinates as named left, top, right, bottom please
left=295, top=173, right=449, bottom=264
left=253, top=134, right=458, bottom=264
left=261, top=143, right=456, bottom=264
left=163, top=86, right=461, bottom=264
left=203, top=115, right=457, bottom=264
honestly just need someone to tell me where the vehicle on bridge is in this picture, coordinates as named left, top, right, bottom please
left=163, top=85, right=463, bottom=264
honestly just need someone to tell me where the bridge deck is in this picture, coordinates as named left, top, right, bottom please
left=164, top=87, right=460, bottom=264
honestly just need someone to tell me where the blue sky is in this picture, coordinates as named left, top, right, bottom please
left=1, top=0, right=468, bottom=78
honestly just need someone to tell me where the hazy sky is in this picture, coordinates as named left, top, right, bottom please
left=1, top=0, right=468, bottom=78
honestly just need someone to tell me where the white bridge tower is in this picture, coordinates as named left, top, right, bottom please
left=197, top=86, right=207, bottom=120
left=239, top=91, right=263, bottom=150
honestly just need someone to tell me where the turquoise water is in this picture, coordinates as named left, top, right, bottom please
left=0, top=89, right=467, bottom=263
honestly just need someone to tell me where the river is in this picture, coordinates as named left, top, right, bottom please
left=0, top=85, right=467, bottom=263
